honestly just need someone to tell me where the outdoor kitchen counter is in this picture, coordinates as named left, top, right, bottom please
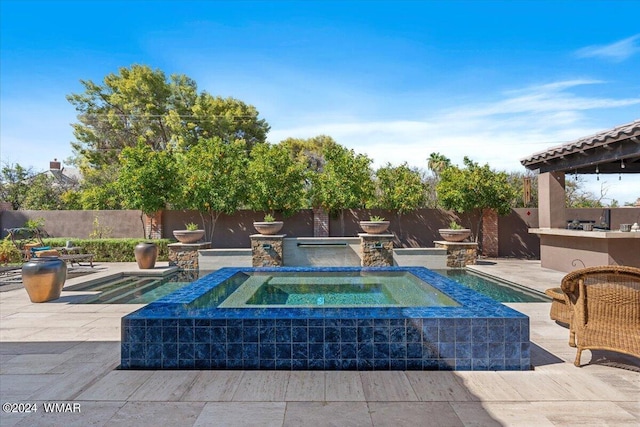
left=529, top=228, right=640, bottom=238
left=528, top=228, right=640, bottom=272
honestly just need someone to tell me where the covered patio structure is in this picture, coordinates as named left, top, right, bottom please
left=521, top=119, right=640, bottom=272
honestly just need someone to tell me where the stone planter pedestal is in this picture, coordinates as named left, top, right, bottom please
left=251, top=234, right=285, bottom=267
left=434, top=240, right=478, bottom=268
left=359, top=233, right=394, bottom=267
left=168, top=242, right=211, bottom=270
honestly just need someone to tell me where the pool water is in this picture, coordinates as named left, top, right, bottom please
left=438, top=270, right=547, bottom=303
left=249, top=282, right=395, bottom=306
left=214, top=271, right=460, bottom=308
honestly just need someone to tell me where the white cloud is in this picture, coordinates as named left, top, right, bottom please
left=267, top=79, right=640, bottom=204
left=575, top=34, right=640, bottom=62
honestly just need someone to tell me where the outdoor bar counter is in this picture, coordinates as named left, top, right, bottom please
left=529, top=228, right=640, bottom=272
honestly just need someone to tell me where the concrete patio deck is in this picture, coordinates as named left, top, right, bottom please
left=1, top=260, right=638, bottom=426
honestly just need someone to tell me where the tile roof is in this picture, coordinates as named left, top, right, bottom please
left=520, top=119, right=640, bottom=167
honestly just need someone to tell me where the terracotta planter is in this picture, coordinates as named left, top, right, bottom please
left=438, top=229, right=472, bottom=242
left=359, top=221, right=390, bottom=234
left=173, top=229, right=205, bottom=243
left=134, top=242, right=158, bottom=269
left=253, top=221, right=284, bottom=235
left=21, top=256, right=67, bottom=302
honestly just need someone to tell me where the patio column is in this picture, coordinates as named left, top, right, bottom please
left=538, top=172, right=566, bottom=229
left=313, top=208, right=329, bottom=237
left=144, top=211, right=163, bottom=239
left=481, top=208, right=498, bottom=257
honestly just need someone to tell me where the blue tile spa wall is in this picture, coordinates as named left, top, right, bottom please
left=121, top=267, right=531, bottom=371
left=121, top=316, right=530, bottom=370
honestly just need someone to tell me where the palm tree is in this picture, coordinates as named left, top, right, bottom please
left=427, top=152, right=451, bottom=179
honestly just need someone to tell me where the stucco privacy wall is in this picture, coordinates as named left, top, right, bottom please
left=2, top=207, right=639, bottom=259
left=0, top=210, right=143, bottom=238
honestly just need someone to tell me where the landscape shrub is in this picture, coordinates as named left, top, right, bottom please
left=0, top=237, right=22, bottom=264
left=42, top=238, right=171, bottom=262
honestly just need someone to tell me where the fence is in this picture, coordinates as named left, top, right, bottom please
left=2, top=207, right=639, bottom=259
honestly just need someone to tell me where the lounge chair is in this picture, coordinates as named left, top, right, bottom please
left=5, top=228, right=94, bottom=267
left=5, top=227, right=47, bottom=261
left=561, top=265, right=640, bottom=367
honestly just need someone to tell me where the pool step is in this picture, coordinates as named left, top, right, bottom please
left=85, top=278, right=163, bottom=304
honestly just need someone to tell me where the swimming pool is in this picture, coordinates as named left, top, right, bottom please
left=73, top=268, right=547, bottom=304
left=121, top=267, right=530, bottom=371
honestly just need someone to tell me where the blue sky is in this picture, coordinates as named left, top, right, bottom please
left=1, top=0, right=639, bottom=204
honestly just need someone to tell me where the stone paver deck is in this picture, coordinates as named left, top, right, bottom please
left=1, top=260, right=638, bottom=426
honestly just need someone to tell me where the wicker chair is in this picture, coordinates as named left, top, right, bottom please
left=561, top=265, right=640, bottom=367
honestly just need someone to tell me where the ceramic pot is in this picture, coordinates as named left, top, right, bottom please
left=438, top=229, right=472, bottom=242
left=21, top=256, right=67, bottom=303
left=173, top=229, right=205, bottom=243
left=134, top=242, right=157, bottom=269
left=253, top=221, right=284, bottom=235
left=359, top=221, right=390, bottom=234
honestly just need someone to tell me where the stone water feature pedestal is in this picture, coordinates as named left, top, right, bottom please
left=251, top=234, right=286, bottom=267
left=168, top=242, right=211, bottom=270
left=434, top=240, right=478, bottom=268
left=359, top=233, right=394, bottom=267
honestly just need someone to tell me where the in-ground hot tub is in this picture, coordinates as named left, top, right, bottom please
left=121, top=267, right=530, bottom=371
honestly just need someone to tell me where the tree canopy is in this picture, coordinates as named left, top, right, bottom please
left=246, top=143, right=307, bottom=218
left=310, top=143, right=374, bottom=214
left=117, top=143, right=179, bottom=237
left=437, top=157, right=517, bottom=240
left=67, top=64, right=270, bottom=168
left=175, top=137, right=248, bottom=241
left=373, top=163, right=427, bottom=214
left=0, top=163, right=33, bottom=210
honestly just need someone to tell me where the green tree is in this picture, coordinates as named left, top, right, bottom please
left=117, top=143, right=179, bottom=238
left=310, top=143, right=374, bottom=234
left=67, top=64, right=270, bottom=167
left=67, top=64, right=178, bottom=166
left=427, top=152, right=452, bottom=207
left=60, top=189, right=83, bottom=210
left=0, top=163, right=33, bottom=210
left=565, top=176, right=615, bottom=208
left=373, top=163, right=427, bottom=213
left=21, top=174, right=66, bottom=210
left=175, top=137, right=248, bottom=242
left=246, top=143, right=307, bottom=218
left=437, top=157, right=516, bottom=241
left=280, top=135, right=337, bottom=173
left=77, top=162, right=124, bottom=209
left=67, top=64, right=270, bottom=207
left=168, top=93, right=270, bottom=150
